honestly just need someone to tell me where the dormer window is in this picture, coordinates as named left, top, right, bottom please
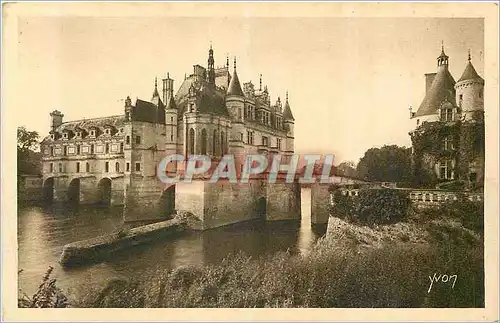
left=63, top=133, right=68, bottom=139
left=105, top=129, right=111, bottom=135
left=76, top=131, right=81, bottom=138
left=90, top=130, right=96, bottom=137
left=51, top=134, right=55, bottom=140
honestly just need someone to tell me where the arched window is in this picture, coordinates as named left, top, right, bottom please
left=201, top=129, right=207, bottom=155
left=188, top=128, right=195, bottom=156
left=212, top=129, right=218, bottom=156
left=86, top=162, right=90, bottom=172
left=115, top=162, right=120, bottom=172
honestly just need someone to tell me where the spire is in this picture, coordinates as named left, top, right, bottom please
left=283, top=91, right=295, bottom=121
left=468, top=49, right=471, bottom=62
left=207, top=43, right=215, bottom=86
left=226, top=54, right=229, bottom=68
left=227, top=56, right=244, bottom=97
left=259, top=74, right=262, bottom=91
left=152, top=77, right=160, bottom=99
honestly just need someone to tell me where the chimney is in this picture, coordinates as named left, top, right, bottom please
left=49, top=110, right=64, bottom=132
left=162, top=73, right=174, bottom=106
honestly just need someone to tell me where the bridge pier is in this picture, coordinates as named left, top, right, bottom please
left=310, top=182, right=331, bottom=225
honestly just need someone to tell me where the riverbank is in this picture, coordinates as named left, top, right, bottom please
left=20, top=198, right=483, bottom=308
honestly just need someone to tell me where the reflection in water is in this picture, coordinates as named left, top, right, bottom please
left=18, top=188, right=326, bottom=298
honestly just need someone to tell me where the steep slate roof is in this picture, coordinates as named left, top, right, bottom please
left=132, top=98, right=165, bottom=124
left=56, top=115, right=125, bottom=132
left=175, top=76, right=229, bottom=117
left=458, top=61, right=484, bottom=83
left=414, top=67, right=456, bottom=118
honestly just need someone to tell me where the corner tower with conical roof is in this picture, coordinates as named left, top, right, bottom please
left=455, top=50, right=485, bottom=121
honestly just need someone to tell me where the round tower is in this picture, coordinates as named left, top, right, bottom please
left=226, top=57, right=246, bottom=172
left=454, top=51, right=484, bottom=121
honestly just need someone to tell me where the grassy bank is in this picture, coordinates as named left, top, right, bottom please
left=19, top=201, right=483, bottom=308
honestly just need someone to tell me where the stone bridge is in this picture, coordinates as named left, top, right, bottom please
left=40, top=175, right=125, bottom=206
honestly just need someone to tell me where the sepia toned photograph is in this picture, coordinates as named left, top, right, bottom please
left=2, top=2, right=499, bottom=321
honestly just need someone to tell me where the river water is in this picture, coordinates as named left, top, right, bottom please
left=18, top=188, right=326, bottom=298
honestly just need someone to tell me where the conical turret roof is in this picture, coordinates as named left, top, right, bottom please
left=227, top=58, right=244, bottom=97
left=167, top=95, right=177, bottom=110
left=283, top=93, right=295, bottom=121
left=458, top=61, right=483, bottom=83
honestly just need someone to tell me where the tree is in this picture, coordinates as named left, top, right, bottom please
left=17, top=126, right=41, bottom=175
left=335, top=161, right=359, bottom=178
left=356, top=145, right=412, bottom=183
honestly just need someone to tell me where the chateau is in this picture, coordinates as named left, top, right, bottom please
left=39, top=46, right=300, bottom=228
left=409, top=46, right=485, bottom=189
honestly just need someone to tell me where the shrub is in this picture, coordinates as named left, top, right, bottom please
left=355, top=188, right=410, bottom=225
left=18, top=267, right=69, bottom=308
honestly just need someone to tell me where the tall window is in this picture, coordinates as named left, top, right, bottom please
left=105, top=162, right=109, bottom=173
left=135, top=162, right=141, bottom=172
left=76, top=162, right=80, bottom=173
left=443, top=136, right=454, bottom=151
left=86, top=162, right=90, bottom=172
left=50, top=147, right=54, bottom=156
left=188, top=128, right=195, bottom=155
left=77, top=145, right=81, bottom=155
left=136, top=136, right=141, bottom=145
left=126, top=162, right=130, bottom=172
left=115, top=162, right=120, bottom=172
left=58, top=163, right=62, bottom=172
left=63, top=146, right=67, bottom=156
left=277, top=138, right=282, bottom=150
left=201, top=129, right=207, bottom=155
left=212, top=130, right=218, bottom=156
left=90, top=144, right=94, bottom=154
left=120, top=142, right=124, bottom=152
left=247, top=131, right=254, bottom=145
left=238, top=108, right=242, bottom=121
left=220, top=131, right=225, bottom=156
left=49, top=163, right=53, bottom=172
left=262, top=136, right=268, bottom=147
left=439, top=160, right=454, bottom=180
left=105, top=143, right=109, bottom=154
left=126, top=136, right=130, bottom=145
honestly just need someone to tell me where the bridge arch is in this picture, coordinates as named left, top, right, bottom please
left=97, top=177, right=112, bottom=206
left=67, top=178, right=81, bottom=204
left=42, top=177, right=54, bottom=203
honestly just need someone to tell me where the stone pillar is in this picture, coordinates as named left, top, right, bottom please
left=266, top=182, right=301, bottom=221
left=310, top=182, right=331, bottom=225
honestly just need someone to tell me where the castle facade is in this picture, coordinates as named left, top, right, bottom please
left=40, top=46, right=300, bottom=228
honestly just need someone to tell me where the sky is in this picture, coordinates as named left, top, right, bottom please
left=16, top=17, right=484, bottom=164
